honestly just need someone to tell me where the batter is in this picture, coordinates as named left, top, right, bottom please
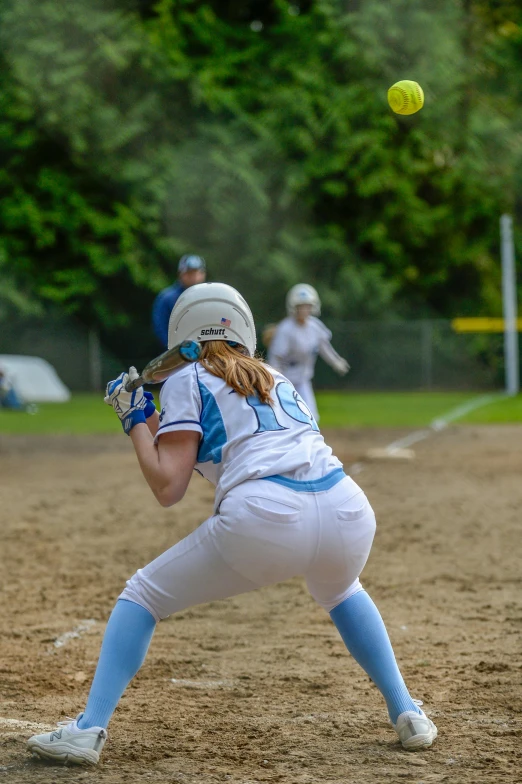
left=28, top=283, right=437, bottom=765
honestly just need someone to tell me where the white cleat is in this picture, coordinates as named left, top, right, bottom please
left=27, top=714, right=107, bottom=766
left=392, top=701, right=438, bottom=751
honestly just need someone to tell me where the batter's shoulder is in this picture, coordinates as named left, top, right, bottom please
left=161, top=361, right=198, bottom=395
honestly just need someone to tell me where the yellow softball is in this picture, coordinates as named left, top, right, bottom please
left=387, top=80, right=424, bottom=115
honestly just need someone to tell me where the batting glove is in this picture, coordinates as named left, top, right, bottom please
left=143, top=390, right=156, bottom=419
left=104, top=367, right=155, bottom=435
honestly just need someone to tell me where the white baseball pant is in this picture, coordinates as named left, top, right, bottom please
left=120, top=476, right=376, bottom=621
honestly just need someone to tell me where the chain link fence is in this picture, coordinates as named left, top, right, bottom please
left=313, top=319, right=507, bottom=391
left=0, top=314, right=514, bottom=392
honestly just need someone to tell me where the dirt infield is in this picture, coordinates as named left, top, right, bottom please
left=1, top=425, right=521, bottom=783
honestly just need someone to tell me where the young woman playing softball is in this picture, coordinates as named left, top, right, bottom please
left=28, top=283, right=436, bottom=765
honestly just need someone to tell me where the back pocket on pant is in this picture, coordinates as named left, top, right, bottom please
left=244, top=497, right=300, bottom=524
left=335, top=492, right=370, bottom=523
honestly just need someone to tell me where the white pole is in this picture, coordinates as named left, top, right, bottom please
left=500, top=214, right=519, bottom=396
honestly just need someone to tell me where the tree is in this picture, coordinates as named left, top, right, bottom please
left=0, top=0, right=521, bottom=350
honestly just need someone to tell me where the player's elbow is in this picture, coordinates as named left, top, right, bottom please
left=154, top=482, right=186, bottom=508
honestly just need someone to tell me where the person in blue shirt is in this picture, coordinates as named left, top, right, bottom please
left=0, top=365, right=25, bottom=410
left=152, top=254, right=206, bottom=348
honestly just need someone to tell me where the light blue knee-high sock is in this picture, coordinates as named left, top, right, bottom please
left=330, top=591, right=421, bottom=724
left=78, top=599, right=156, bottom=730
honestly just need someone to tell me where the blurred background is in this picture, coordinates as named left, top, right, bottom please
left=1, top=0, right=521, bottom=396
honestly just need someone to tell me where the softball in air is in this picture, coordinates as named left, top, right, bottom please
left=387, top=80, right=424, bottom=115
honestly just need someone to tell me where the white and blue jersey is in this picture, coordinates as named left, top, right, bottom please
left=268, top=316, right=343, bottom=385
left=155, top=362, right=344, bottom=508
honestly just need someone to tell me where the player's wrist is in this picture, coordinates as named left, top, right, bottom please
left=143, top=391, right=156, bottom=419
left=122, top=409, right=148, bottom=435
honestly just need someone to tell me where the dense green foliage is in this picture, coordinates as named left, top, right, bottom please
left=1, top=0, right=522, bottom=347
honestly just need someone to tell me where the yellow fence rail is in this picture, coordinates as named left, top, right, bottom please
left=452, top=317, right=522, bottom=333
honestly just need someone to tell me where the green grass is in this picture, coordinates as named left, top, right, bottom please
left=316, top=391, right=474, bottom=428
left=0, top=394, right=120, bottom=435
left=459, top=393, right=522, bottom=423
left=1, top=391, right=521, bottom=435
left=317, top=391, right=522, bottom=427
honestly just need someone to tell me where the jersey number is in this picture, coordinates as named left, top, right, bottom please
left=246, top=381, right=319, bottom=433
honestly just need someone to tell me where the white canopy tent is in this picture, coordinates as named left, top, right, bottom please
left=0, top=355, right=71, bottom=403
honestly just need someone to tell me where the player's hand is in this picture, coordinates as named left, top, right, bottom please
left=127, top=367, right=157, bottom=419
left=104, top=368, right=155, bottom=434
left=332, top=357, right=350, bottom=376
left=105, top=367, right=157, bottom=418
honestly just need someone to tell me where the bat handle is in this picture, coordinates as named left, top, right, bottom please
left=123, top=340, right=201, bottom=393
left=125, top=374, right=145, bottom=393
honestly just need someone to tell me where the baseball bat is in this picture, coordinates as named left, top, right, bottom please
left=125, top=340, right=201, bottom=392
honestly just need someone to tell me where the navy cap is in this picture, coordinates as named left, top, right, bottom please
left=178, top=254, right=206, bottom=274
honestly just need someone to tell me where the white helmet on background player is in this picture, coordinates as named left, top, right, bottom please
left=286, top=284, right=321, bottom=317
left=168, top=282, right=257, bottom=356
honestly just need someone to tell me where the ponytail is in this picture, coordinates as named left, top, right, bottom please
left=199, top=341, right=274, bottom=404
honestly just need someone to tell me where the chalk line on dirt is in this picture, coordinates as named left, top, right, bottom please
left=52, top=618, right=97, bottom=650
left=0, top=717, right=55, bottom=733
left=350, top=393, right=505, bottom=474
left=170, top=678, right=235, bottom=689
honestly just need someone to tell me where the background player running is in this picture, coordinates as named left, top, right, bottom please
left=28, top=283, right=437, bottom=766
left=268, top=284, right=350, bottom=421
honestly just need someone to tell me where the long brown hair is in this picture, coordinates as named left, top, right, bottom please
left=199, top=341, right=274, bottom=404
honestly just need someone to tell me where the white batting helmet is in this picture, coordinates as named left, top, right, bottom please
left=168, top=282, right=257, bottom=356
left=286, top=284, right=321, bottom=317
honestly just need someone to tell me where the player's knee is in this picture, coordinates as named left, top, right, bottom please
left=307, top=577, right=365, bottom=614
left=119, top=572, right=164, bottom=623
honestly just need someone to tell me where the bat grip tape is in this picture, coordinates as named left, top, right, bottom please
left=125, top=375, right=145, bottom=393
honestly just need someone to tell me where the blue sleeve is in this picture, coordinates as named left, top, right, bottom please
left=152, top=285, right=185, bottom=348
